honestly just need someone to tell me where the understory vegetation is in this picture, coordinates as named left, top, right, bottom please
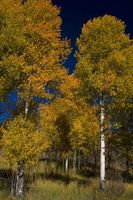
left=0, top=176, right=133, bottom=200
left=0, top=161, right=133, bottom=200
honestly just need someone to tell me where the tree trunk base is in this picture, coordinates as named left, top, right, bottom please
left=100, top=180, right=105, bottom=190
left=15, top=163, right=25, bottom=199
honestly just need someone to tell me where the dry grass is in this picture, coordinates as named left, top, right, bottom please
left=25, top=178, right=133, bottom=200
left=0, top=174, right=132, bottom=200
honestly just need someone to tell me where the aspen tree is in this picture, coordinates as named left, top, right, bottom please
left=75, top=15, right=133, bottom=190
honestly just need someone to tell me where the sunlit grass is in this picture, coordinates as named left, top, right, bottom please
left=0, top=190, right=9, bottom=199
left=0, top=173, right=133, bottom=200
left=25, top=179, right=133, bottom=200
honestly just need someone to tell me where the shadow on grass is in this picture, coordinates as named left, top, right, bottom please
left=39, top=172, right=91, bottom=186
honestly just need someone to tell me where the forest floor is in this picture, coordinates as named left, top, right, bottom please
left=0, top=174, right=133, bottom=200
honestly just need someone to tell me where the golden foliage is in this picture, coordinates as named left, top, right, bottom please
left=1, top=115, right=48, bottom=167
left=39, top=95, right=99, bottom=155
left=75, top=15, right=133, bottom=99
left=0, top=0, right=70, bottom=100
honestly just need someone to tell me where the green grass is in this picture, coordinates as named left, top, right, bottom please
left=25, top=179, right=133, bottom=200
left=0, top=190, right=9, bottom=199
left=0, top=177, right=133, bottom=200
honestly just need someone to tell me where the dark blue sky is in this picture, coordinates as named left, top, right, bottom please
left=54, top=0, right=133, bottom=72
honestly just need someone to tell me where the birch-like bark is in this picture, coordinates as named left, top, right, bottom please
left=15, top=162, right=25, bottom=199
left=15, top=100, right=28, bottom=198
left=100, top=98, right=106, bottom=190
left=25, top=101, right=28, bottom=116
left=65, top=158, right=69, bottom=174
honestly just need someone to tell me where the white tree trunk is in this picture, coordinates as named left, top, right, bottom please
left=65, top=158, right=69, bottom=174
left=25, top=101, right=28, bottom=116
left=100, top=99, right=105, bottom=190
left=15, top=163, right=25, bottom=199
left=15, top=100, right=28, bottom=198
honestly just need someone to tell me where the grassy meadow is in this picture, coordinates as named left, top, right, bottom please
left=0, top=169, right=133, bottom=200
